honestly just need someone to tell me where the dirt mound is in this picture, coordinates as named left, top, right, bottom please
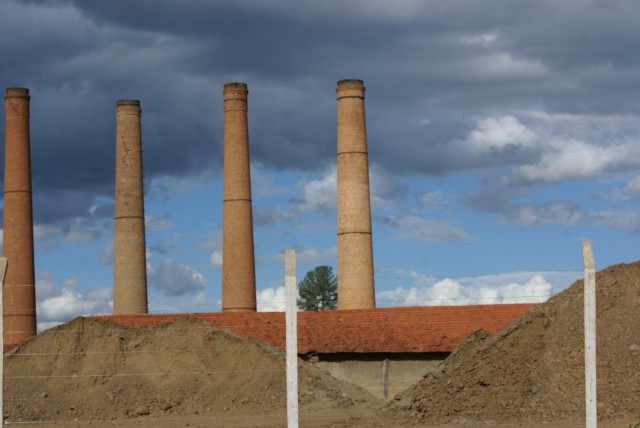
left=5, top=261, right=639, bottom=427
left=4, top=317, right=412, bottom=427
left=393, top=261, right=640, bottom=425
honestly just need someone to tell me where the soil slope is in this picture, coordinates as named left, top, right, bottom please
left=4, top=317, right=415, bottom=427
left=4, top=261, right=640, bottom=427
left=393, top=261, right=640, bottom=425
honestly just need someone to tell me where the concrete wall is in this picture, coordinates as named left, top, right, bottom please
left=305, top=352, right=448, bottom=399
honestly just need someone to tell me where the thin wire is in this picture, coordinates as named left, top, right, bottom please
left=2, top=409, right=380, bottom=426
left=5, top=369, right=282, bottom=380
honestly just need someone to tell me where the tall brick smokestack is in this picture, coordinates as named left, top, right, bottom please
left=336, top=79, right=375, bottom=309
left=222, top=82, right=256, bottom=312
left=113, top=99, right=148, bottom=314
left=3, top=87, right=37, bottom=349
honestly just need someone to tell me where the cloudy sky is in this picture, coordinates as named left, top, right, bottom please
left=1, top=0, right=639, bottom=330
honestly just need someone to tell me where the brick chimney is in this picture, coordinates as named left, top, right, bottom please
left=3, top=87, right=37, bottom=349
left=222, top=83, right=256, bottom=312
left=336, top=79, right=375, bottom=309
left=113, top=99, right=148, bottom=314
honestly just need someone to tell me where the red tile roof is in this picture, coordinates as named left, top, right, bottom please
left=91, top=304, right=536, bottom=354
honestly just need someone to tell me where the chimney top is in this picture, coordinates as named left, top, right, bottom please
left=116, top=99, right=141, bottom=107
left=337, top=79, right=364, bottom=87
left=224, top=82, right=248, bottom=89
left=5, top=88, right=30, bottom=98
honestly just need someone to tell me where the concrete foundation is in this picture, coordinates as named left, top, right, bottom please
left=3, top=88, right=37, bottom=350
left=222, top=82, right=256, bottom=312
left=113, top=99, right=148, bottom=314
left=308, top=353, right=447, bottom=399
left=336, top=79, right=375, bottom=309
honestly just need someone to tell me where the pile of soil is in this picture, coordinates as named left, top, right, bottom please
left=393, top=261, right=640, bottom=425
left=4, top=317, right=417, bottom=427
left=4, top=261, right=640, bottom=427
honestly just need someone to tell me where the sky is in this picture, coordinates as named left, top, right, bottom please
left=1, top=0, right=639, bottom=331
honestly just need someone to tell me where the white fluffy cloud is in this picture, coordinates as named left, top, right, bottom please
left=294, top=166, right=337, bottom=214
left=443, top=113, right=640, bottom=189
left=147, top=257, right=207, bottom=296
left=255, top=167, right=337, bottom=227
left=262, top=270, right=557, bottom=311
left=508, top=138, right=638, bottom=185
left=257, top=286, right=286, bottom=312
left=256, top=162, right=410, bottom=227
left=498, top=113, right=640, bottom=186
left=209, top=250, right=222, bottom=269
left=36, top=271, right=112, bottom=331
left=38, top=288, right=112, bottom=322
left=199, top=231, right=223, bottom=269
left=465, top=115, right=537, bottom=151
left=377, top=274, right=552, bottom=307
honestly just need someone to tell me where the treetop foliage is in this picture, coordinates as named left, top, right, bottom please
left=297, top=265, right=337, bottom=311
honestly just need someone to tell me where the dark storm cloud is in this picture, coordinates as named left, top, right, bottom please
left=501, top=1, right=640, bottom=71
left=0, top=0, right=219, bottom=235
left=2, top=0, right=640, bottom=235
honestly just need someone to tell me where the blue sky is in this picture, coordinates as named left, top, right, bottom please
left=1, top=0, right=639, bottom=330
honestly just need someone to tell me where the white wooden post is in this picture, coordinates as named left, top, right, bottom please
left=582, top=241, right=597, bottom=428
left=0, top=257, right=8, bottom=426
left=284, top=249, right=298, bottom=428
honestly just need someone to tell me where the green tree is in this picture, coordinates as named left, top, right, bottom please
left=297, top=265, right=338, bottom=311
